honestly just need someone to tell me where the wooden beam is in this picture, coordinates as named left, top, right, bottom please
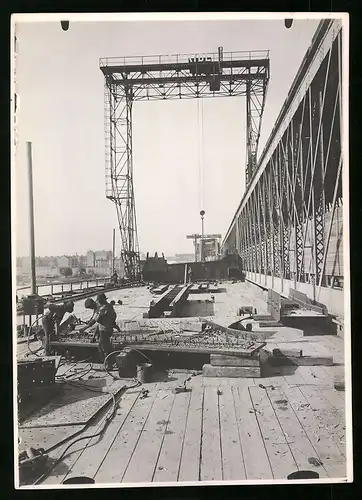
left=210, top=354, right=260, bottom=367
left=203, top=364, right=261, bottom=378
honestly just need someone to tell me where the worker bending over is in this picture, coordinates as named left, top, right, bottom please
left=42, top=300, right=75, bottom=355
left=82, top=293, right=120, bottom=369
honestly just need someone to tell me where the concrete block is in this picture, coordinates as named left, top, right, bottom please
left=202, top=364, right=261, bottom=378
left=269, top=355, right=333, bottom=366
left=210, top=354, right=260, bottom=367
left=259, top=321, right=283, bottom=327
left=273, top=348, right=303, bottom=358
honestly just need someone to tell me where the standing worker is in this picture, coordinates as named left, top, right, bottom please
left=41, top=300, right=75, bottom=355
left=82, top=293, right=120, bottom=369
left=111, top=270, right=118, bottom=285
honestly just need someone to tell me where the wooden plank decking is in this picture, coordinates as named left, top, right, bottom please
left=17, top=281, right=347, bottom=485
left=35, top=354, right=346, bottom=485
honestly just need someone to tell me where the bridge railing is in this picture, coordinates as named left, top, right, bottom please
left=16, top=277, right=112, bottom=298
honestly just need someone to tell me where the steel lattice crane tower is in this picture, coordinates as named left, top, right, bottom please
left=100, top=47, right=269, bottom=279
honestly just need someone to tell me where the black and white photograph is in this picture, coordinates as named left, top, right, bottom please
left=11, top=12, right=351, bottom=488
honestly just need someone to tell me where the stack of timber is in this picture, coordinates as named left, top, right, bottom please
left=203, top=349, right=264, bottom=378
left=269, top=348, right=334, bottom=366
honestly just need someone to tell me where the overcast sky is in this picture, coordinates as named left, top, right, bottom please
left=14, top=16, right=320, bottom=258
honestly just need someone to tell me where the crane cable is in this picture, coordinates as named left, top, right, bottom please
left=197, top=98, right=205, bottom=212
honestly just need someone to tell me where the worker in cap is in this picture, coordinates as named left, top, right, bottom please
left=81, top=294, right=120, bottom=368
left=85, top=297, right=96, bottom=309
left=41, top=300, right=75, bottom=355
left=96, top=293, right=107, bottom=304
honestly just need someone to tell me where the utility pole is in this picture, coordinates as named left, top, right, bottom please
left=27, top=142, right=36, bottom=295
left=200, top=210, right=205, bottom=263
left=112, top=228, right=116, bottom=274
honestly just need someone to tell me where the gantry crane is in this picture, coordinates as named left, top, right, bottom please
left=100, top=47, right=269, bottom=279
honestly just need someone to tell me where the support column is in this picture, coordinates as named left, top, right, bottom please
left=26, top=142, right=36, bottom=296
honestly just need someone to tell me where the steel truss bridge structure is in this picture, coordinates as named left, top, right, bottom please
left=222, top=19, right=346, bottom=317
left=100, top=48, right=270, bottom=279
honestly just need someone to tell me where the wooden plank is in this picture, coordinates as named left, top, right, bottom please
left=249, top=385, right=297, bottom=479
left=40, top=381, right=126, bottom=485
left=210, top=354, right=260, bottom=367
left=276, top=377, right=346, bottom=478
left=307, top=366, right=335, bottom=386
left=232, top=381, right=273, bottom=479
left=20, top=386, right=115, bottom=428
left=153, top=389, right=191, bottom=482
left=273, top=366, right=308, bottom=386
left=266, top=386, right=329, bottom=478
left=200, top=386, right=222, bottom=481
left=62, top=389, right=141, bottom=482
left=203, top=364, right=260, bottom=378
left=201, top=375, right=231, bottom=388
left=322, top=385, right=345, bottom=410
left=42, top=412, right=108, bottom=485
left=178, top=384, right=203, bottom=481
left=295, top=366, right=322, bottom=385
left=121, top=387, right=176, bottom=483
left=94, top=385, right=160, bottom=483
left=218, top=385, right=246, bottom=480
left=298, top=384, right=346, bottom=458
left=322, top=336, right=345, bottom=364
left=19, top=424, right=85, bottom=456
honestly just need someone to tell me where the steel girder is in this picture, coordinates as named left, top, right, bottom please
left=101, top=50, right=269, bottom=279
left=223, top=22, right=344, bottom=302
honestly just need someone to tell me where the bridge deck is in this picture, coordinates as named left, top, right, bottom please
left=19, top=339, right=345, bottom=485
left=17, top=281, right=346, bottom=485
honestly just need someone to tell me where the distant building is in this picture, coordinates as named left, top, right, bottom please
left=16, top=251, right=125, bottom=280
left=58, top=255, right=72, bottom=268
left=17, top=256, right=59, bottom=279
left=85, top=249, right=124, bottom=277
left=197, top=238, right=221, bottom=262
left=16, top=257, right=30, bottom=277
left=86, top=250, right=95, bottom=267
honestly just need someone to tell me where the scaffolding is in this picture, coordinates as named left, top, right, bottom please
left=100, top=48, right=270, bottom=279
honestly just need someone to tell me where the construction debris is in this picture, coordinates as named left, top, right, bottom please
left=334, top=378, right=345, bottom=392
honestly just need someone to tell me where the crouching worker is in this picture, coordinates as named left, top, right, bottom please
left=82, top=294, right=120, bottom=369
left=41, top=301, right=75, bottom=355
